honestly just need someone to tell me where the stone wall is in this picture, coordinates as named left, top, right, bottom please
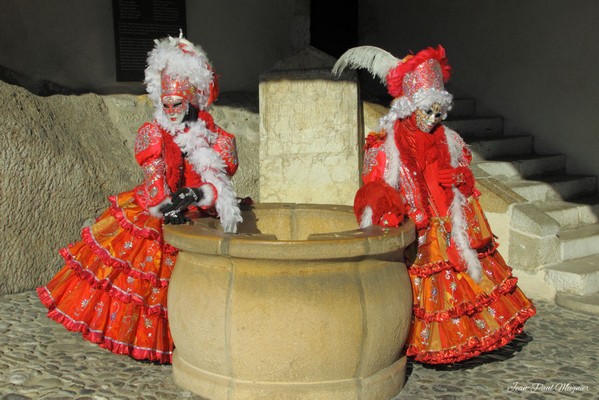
left=0, top=82, right=259, bottom=295
left=1, top=81, right=143, bottom=295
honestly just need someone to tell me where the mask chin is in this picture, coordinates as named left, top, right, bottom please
left=167, top=111, right=186, bottom=125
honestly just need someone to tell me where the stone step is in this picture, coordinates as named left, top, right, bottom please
left=504, top=174, right=597, bottom=202
left=468, top=135, right=534, bottom=161
left=557, top=223, right=599, bottom=261
left=555, top=291, right=599, bottom=316
left=535, top=196, right=599, bottom=228
left=448, top=98, right=476, bottom=118
left=545, top=255, right=599, bottom=296
left=474, top=154, right=565, bottom=179
left=444, top=117, right=504, bottom=139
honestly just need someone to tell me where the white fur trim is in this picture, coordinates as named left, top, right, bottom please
left=155, top=112, right=188, bottom=135
left=450, top=189, right=482, bottom=282
left=382, top=126, right=401, bottom=190
left=412, top=89, right=453, bottom=117
left=195, top=183, right=216, bottom=207
left=172, top=120, right=242, bottom=233
left=445, top=127, right=482, bottom=282
left=149, top=198, right=172, bottom=218
left=381, top=89, right=454, bottom=127
left=360, top=206, right=374, bottom=229
left=444, top=127, right=470, bottom=167
left=383, top=97, right=412, bottom=127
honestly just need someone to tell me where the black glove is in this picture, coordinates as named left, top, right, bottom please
left=162, top=209, right=191, bottom=225
left=160, top=187, right=203, bottom=214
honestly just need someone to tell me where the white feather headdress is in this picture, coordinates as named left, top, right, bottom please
left=144, top=33, right=214, bottom=114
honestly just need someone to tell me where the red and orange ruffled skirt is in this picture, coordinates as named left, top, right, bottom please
left=405, top=202, right=536, bottom=364
left=37, top=189, right=176, bottom=363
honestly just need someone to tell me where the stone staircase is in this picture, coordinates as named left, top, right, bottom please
left=444, top=98, right=599, bottom=316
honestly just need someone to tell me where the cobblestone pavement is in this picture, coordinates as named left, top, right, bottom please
left=1, top=291, right=597, bottom=400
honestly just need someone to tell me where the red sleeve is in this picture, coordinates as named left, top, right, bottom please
left=355, top=132, right=405, bottom=227
left=362, top=132, right=387, bottom=184
left=354, top=181, right=405, bottom=227
left=212, top=127, right=239, bottom=176
left=134, top=122, right=169, bottom=207
left=135, top=122, right=162, bottom=166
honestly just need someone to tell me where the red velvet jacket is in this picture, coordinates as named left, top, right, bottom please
left=133, top=112, right=238, bottom=210
left=354, top=116, right=475, bottom=230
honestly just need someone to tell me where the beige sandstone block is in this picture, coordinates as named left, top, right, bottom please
left=259, top=46, right=363, bottom=206
left=165, top=204, right=415, bottom=400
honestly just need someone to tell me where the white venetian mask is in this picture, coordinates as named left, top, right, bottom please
left=161, top=95, right=189, bottom=125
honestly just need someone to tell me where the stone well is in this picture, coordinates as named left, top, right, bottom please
left=164, top=203, right=415, bottom=400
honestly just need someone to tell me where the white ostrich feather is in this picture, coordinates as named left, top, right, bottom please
left=445, top=128, right=482, bottom=282
left=332, top=46, right=399, bottom=83
left=450, top=188, right=482, bottom=282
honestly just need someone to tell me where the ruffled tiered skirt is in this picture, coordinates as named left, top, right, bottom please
left=37, top=188, right=176, bottom=363
left=405, top=199, right=536, bottom=364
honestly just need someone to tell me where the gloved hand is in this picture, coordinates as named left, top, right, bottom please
left=437, top=167, right=473, bottom=188
left=162, top=209, right=191, bottom=225
left=438, top=166, right=475, bottom=196
left=160, top=187, right=204, bottom=214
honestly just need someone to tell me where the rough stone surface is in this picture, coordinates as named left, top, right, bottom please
left=0, top=81, right=259, bottom=296
left=545, top=255, right=599, bottom=296
left=508, top=230, right=561, bottom=272
left=476, top=178, right=526, bottom=214
left=555, top=292, right=599, bottom=316
left=512, top=269, right=557, bottom=302
left=511, top=203, right=561, bottom=237
left=259, top=46, right=362, bottom=206
left=1, top=291, right=597, bottom=399
left=1, top=81, right=143, bottom=296
left=363, top=101, right=388, bottom=134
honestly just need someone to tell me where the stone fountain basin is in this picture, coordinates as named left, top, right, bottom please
left=164, top=203, right=415, bottom=400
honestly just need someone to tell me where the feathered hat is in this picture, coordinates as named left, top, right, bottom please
left=333, top=45, right=452, bottom=120
left=144, top=32, right=218, bottom=113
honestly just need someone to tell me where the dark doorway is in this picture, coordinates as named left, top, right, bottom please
left=310, top=0, right=358, bottom=58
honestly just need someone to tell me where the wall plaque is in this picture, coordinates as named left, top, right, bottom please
left=113, top=0, right=186, bottom=82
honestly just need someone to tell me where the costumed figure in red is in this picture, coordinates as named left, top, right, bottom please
left=333, top=45, right=536, bottom=364
left=37, top=34, right=242, bottom=363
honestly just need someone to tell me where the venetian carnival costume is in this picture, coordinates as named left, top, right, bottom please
left=333, top=45, right=535, bottom=364
left=37, top=35, right=242, bottom=363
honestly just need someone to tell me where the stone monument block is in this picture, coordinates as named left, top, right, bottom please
left=259, top=46, right=362, bottom=205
